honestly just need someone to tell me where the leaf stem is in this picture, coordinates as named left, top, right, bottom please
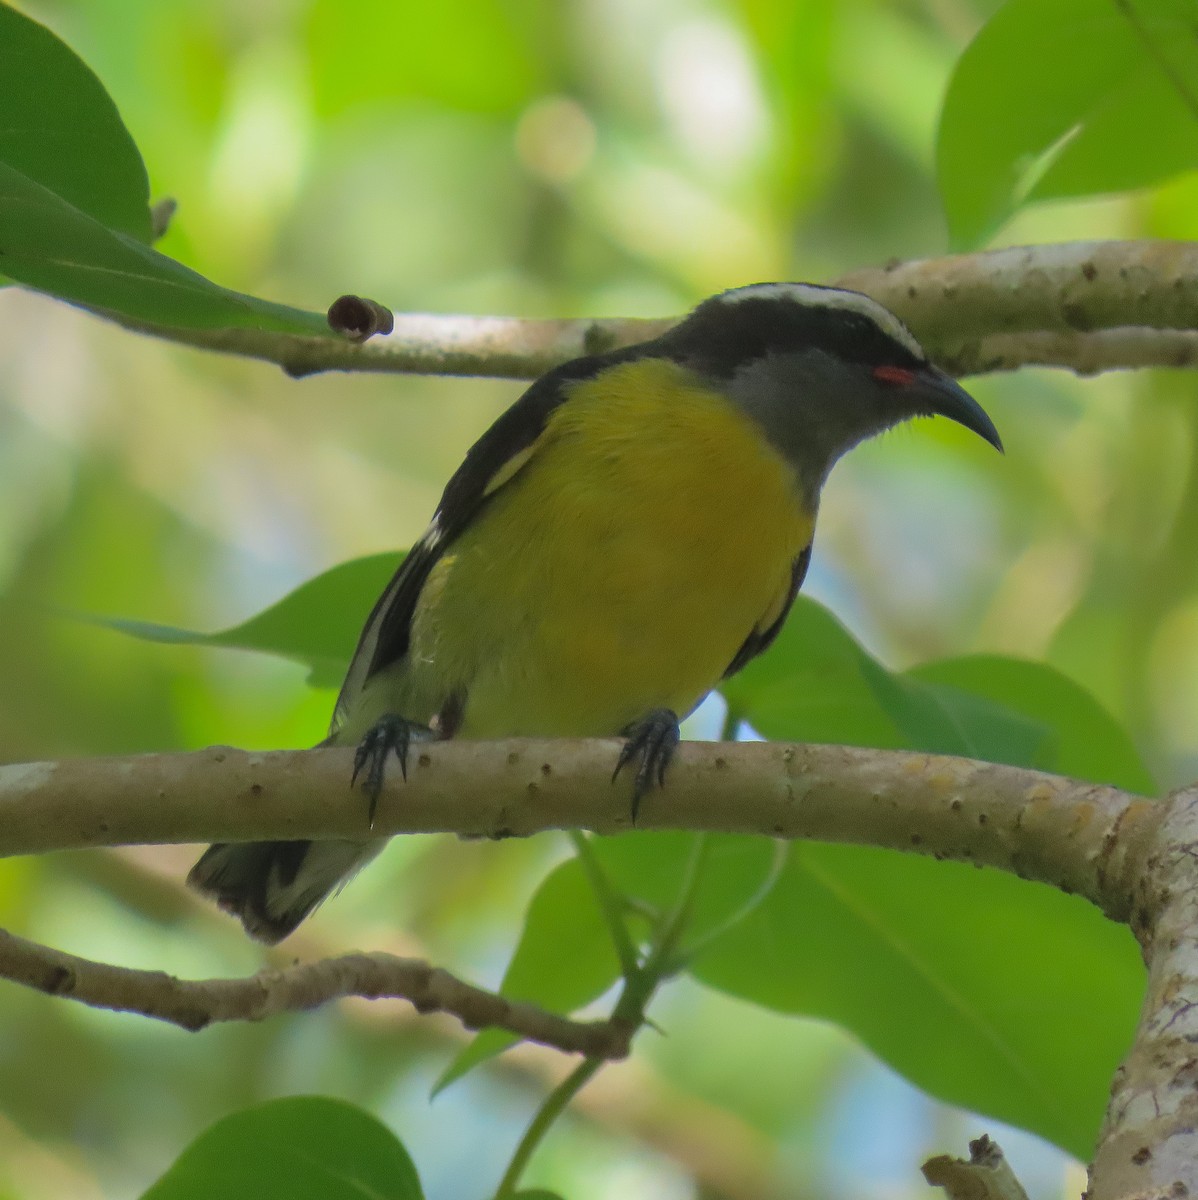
left=719, top=700, right=742, bottom=743
left=492, top=1055, right=605, bottom=1199
left=494, top=833, right=713, bottom=1197
left=568, top=831, right=638, bottom=978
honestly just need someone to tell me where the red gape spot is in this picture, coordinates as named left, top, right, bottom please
left=873, top=365, right=916, bottom=386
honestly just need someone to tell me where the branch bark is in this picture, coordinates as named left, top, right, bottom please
left=1088, top=785, right=1198, bottom=1200
left=100, top=240, right=1198, bottom=380
left=0, top=740, right=1156, bottom=922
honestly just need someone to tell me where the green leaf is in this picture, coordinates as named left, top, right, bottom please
left=693, top=843, right=1142, bottom=1159
left=591, top=832, right=782, bottom=959
left=434, top=857, right=622, bottom=1094
left=722, top=597, right=1153, bottom=790
left=0, top=4, right=330, bottom=335
left=856, top=655, right=1049, bottom=765
left=0, top=4, right=152, bottom=241
left=911, top=655, right=1156, bottom=795
left=0, top=161, right=329, bottom=334
left=92, top=553, right=401, bottom=688
left=139, top=1096, right=423, bottom=1200
left=710, top=602, right=1152, bottom=1153
left=937, top=0, right=1198, bottom=247
left=513, top=1192, right=567, bottom=1200
left=723, top=597, right=1051, bottom=768
left=721, top=598, right=905, bottom=749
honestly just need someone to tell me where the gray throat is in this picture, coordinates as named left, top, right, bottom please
left=726, top=349, right=905, bottom=509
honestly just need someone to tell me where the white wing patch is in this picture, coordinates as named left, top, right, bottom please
left=717, top=282, right=926, bottom=361
left=419, top=516, right=443, bottom=550
left=481, top=441, right=539, bottom=498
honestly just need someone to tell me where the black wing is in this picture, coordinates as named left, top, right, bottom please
left=331, top=350, right=637, bottom=729
left=721, top=544, right=812, bottom=680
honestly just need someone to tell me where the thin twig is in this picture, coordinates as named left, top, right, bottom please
left=923, top=1135, right=1031, bottom=1200
left=0, top=925, right=630, bottom=1055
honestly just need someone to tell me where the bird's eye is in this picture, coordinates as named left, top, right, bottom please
left=873, top=365, right=916, bottom=387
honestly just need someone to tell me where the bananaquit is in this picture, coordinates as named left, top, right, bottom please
left=190, top=282, right=1002, bottom=943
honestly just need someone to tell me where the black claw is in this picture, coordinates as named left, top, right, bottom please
left=351, top=714, right=433, bottom=828
left=613, top=708, right=681, bottom=823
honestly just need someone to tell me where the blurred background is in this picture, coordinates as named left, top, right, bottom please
left=0, top=0, right=1193, bottom=1196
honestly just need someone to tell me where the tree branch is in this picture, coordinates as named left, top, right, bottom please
left=0, top=740, right=1156, bottom=922
left=0, top=924, right=630, bottom=1055
left=836, top=240, right=1198, bottom=343
left=11, top=737, right=1198, bottom=1197
left=84, top=847, right=798, bottom=1200
left=923, top=1136, right=1031, bottom=1200
left=940, top=328, right=1198, bottom=378
left=99, top=240, right=1198, bottom=380
left=109, top=310, right=662, bottom=383
left=1089, top=784, right=1198, bottom=1200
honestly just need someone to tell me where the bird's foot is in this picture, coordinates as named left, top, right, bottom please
left=613, top=708, right=680, bottom=823
left=352, top=714, right=435, bottom=828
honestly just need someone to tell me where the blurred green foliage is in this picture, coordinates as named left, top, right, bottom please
left=1, top=0, right=1195, bottom=1197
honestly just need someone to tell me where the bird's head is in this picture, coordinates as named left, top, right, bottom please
left=658, top=282, right=1002, bottom=500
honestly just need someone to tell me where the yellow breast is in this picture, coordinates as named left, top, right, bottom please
left=407, top=358, right=815, bottom=737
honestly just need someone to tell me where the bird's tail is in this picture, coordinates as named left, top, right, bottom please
left=187, top=837, right=384, bottom=944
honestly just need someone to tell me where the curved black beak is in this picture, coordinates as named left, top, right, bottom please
left=915, top=367, right=1003, bottom=453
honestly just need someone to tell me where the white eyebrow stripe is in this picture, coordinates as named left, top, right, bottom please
left=717, top=282, right=926, bottom=361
